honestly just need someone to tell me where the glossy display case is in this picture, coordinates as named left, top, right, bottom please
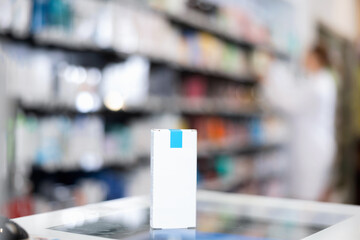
left=13, top=191, right=360, bottom=240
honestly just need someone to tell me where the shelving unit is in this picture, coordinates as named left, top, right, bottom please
left=201, top=174, right=278, bottom=193
left=1, top=0, right=293, bottom=217
left=17, top=99, right=260, bottom=118
left=152, top=8, right=289, bottom=60
left=0, top=32, right=257, bottom=84
left=197, top=143, right=282, bottom=158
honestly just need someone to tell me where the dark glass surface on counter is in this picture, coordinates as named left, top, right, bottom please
left=50, top=200, right=347, bottom=240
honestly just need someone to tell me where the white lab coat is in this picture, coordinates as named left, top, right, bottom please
left=263, top=61, right=337, bottom=200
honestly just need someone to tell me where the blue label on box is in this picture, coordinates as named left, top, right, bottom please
left=170, top=129, right=182, bottom=148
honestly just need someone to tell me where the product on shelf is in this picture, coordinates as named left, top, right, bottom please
left=15, top=114, right=105, bottom=171
left=4, top=44, right=54, bottom=106
left=183, top=75, right=207, bottom=99
left=14, top=112, right=184, bottom=170
left=2, top=42, right=259, bottom=113
left=2, top=0, right=274, bottom=77
left=0, top=0, right=31, bottom=36
left=190, top=116, right=256, bottom=150
left=149, top=0, right=273, bottom=46
left=149, top=66, right=179, bottom=97
left=28, top=167, right=126, bottom=215
left=198, top=150, right=287, bottom=196
left=198, top=32, right=223, bottom=70
left=250, top=49, right=273, bottom=76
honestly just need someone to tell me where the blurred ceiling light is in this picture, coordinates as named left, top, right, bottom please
left=76, top=91, right=96, bottom=113
left=104, top=92, right=124, bottom=111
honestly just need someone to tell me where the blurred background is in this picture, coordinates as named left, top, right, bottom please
left=0, top=0, right=360, bottom=219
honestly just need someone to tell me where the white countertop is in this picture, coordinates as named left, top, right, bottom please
left=13, top=190, right=360, bottom=240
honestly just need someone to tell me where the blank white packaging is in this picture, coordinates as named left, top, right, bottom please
left=150, top=129, right=197, bottom=229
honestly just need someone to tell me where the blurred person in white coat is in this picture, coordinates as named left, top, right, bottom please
left=262, top=45, right=337, bottom=200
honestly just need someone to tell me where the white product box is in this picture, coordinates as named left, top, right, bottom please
left=150, top=129, right=197, bottom=229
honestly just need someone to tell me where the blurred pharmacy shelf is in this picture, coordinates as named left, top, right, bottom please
left=200, top=173, right=279, bottom=193
left=0, top=32, right=257, bottom=84
left=23, top=142, right=282, bottom=170
left=152, top=7, right=289, bottom=60
left=197, top=142, right=282, bottom=158
left=17, top=99, right=261, bottom=118
left=0, top=0, right=294, bottom=217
